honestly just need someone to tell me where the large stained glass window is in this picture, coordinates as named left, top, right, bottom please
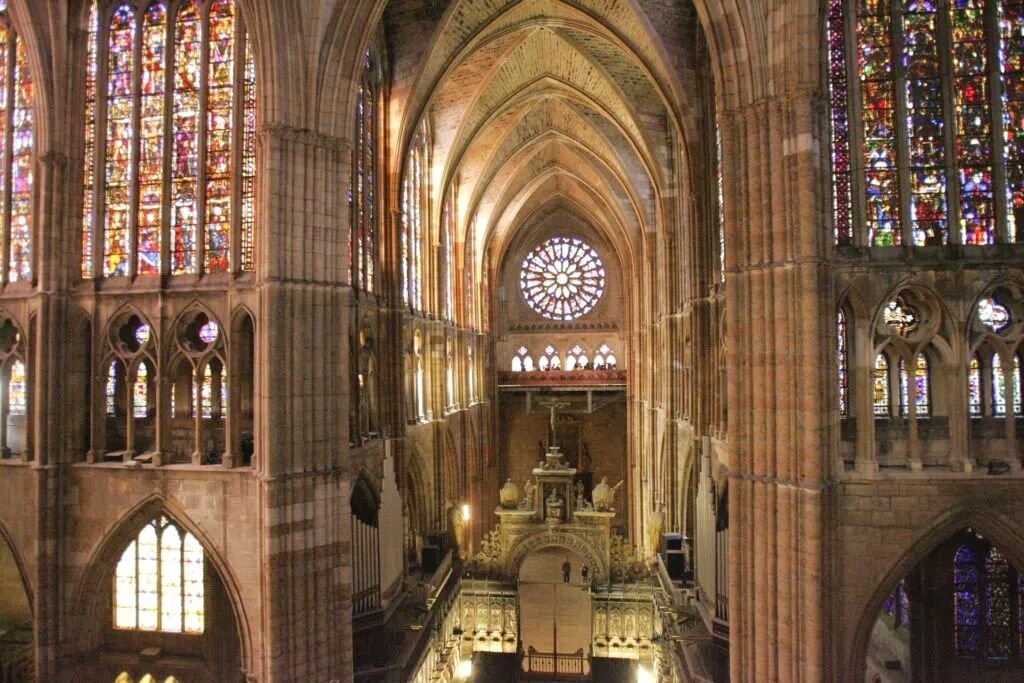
left=0, top=5, right=35, bottom=284
left=994, top=352, right=1008, bottom=415
left=132, top=362, right=148, bottom=419
left=351, top=49, right=378, bottom=294
left=954, top=533, right=1024, bottom=661
left=520, top=237, right=606, bottom=321
left=82, top=0, right=256, bottom=279
left=401, top=126, right=426, bottom=309
left=830, top=0, right=1024, bottom=245
left=114, top=516, right=204, bottom=634
left=441, top=196, right=455, bottom=321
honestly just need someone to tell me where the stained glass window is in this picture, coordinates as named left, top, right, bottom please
left=0, top=5, right=35, bottom=283
left=520, top=237, right=606, bottom=321
left=898, top=353, right=930, bottom=415
left=978, top=296, right=1011, bottom=332
left=114, top=516, right=204, bottom=634
left=953, top=534, right=1024, bottom=661
left=969, top=356, right=982, bottom=415
left=874, top=353, right=891, bottom=415
left=133, top=363, right=148, bottom=419
left=883, top=298, right=919, bottom=335
left=1014, top=356, right=1022, bottom=414
left=401, top=126, right=426, bottom=309
left=84, top=0, right=255, bottom=279
left=994, top=353, right=1008, bottom=415
left=441, top=197, right=455, bottom=321
left=955, top=544, right=982, bottom=656
left=830, top=0, right=1024, bottom=245
left=351, top=50, right=378, bottom=293
left=106, top=360, right=119, bottom=416
left=838, top=309, right=849, bottom=416
left=881, top=579, right=910, bottom=628
left=200, top=363, right=213, bottom=419
left=81, top=2, right=98, bottom=277
left=7, top=359, right=23, bottom=416
left=716, top=124, right=727, bottom=272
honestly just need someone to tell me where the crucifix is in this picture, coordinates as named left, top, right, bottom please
left=536, top=398, right=571, bottom=449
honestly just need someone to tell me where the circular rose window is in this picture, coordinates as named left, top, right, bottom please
left=520, top=237, right=606, bottom=320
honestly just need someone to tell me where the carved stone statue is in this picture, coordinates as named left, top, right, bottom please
left=520, top=480, right=536, bottom=510
left=645, top=502, right=665, bottom=558
left=499, top=479, right=521, bottom=509
left=591, top=477, right=624, bottom=511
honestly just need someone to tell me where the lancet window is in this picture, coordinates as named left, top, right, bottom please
left=351, top=48, right=378, bottom=294
left=401, top=124, right=426, bottom=310
left=953, top=532, right=1024, bottom=660
left=0, top=2, right=33, bottom=284
left=81, top=0, right=257, bottom=279
left=828, top=0, right=1024, bottom=246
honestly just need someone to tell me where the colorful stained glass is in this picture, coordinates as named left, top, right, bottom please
left=442, top=199, right=454, bottom=320
left=352, top=51, right=377, bottom=292
left=135, top=323, right=151, bottom=346
left=955, top=544, right=981, bottom=656
left=994, top=353, right=1007, bottom=415
left=241, top=38, right=256, bottom=272
left=114, top=518, right=205, bottom=634
left=520, top=237, right=606, bottom=320
left=171, top=0, right=200, bottom=274
left=828, top=0, right=852, bottom=243
left=874, top=353, right=891, bottom=415
left=106, top=361, right=118, bottom=415
left=858, top=0, right=901, bottom=245
left=978, top=296, right=1011, bottom=331
left=904, top=0, right=949, bottom=245
left=985, top=547, right=1013, bottom=659
left=952, top=0, right=995, bottom=244
left=898, top=353, right=930, bottom=415
left=883, top=298, right=919, bottom=335
left=968, top=356, right=982, bottom=415
left=7, top=359, right=23, bottom=416
left=201, top=363, right=213, bottom=419
left=81, top=2, right=97, bottom=278
left=1001, top=0, right=1024, bottom=241
left=133, top=363, right=148, bottom=419
left=838, top=309, right=849, bottom=416
left=103, top=5, right=135, bottom=277
left=0, top=26, right=8, bottom=284
left=198, top=320, right=218, bottom=344
left=136, top=3, right=166, bottom=275
left=716, top=124, right=728, bottom=265
left=1014, top=356, right=1022, bottom=414
left=8, top=38, right=31, bottom=282
left=204, top=0, right=235, bottom=272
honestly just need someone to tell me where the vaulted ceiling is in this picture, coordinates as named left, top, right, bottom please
left=384, top=0, right=708, bottom=289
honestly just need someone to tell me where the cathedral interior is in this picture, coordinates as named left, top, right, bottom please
left=0, top=0, right=1021, bottom=681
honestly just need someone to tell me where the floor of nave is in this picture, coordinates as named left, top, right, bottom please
left=518, top=548, right=593, bottom=656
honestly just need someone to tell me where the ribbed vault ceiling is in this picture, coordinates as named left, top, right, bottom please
left=386, top=0, right=696, bottom=284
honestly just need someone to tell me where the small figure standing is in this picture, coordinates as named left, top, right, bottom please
left=581, top=564, right=589, bottom=582
left=561, top=558, right=572, bottom=583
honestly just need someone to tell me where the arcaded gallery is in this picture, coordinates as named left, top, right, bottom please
left=0, top=0, right=1020, bottom=681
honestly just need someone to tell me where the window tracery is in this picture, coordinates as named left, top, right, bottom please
left=114, top=516, right=204, bottom=634
left=520, top=237, right=606, bottom=321
left=401, top=125, right=426, bottom=309
left=953, top=533, right=1024, bottom=660
left=83, top=0, right=256, bottom=279
left=829, top=0, right=1024, bottom=245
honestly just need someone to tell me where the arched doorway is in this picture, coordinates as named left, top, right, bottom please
left=518, top=547, right=591, bottom=676
left=0, top=531, right=31, bottom=680
left=863, top=528, right=1024, bottom=683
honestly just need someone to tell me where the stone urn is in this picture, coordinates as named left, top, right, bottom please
left=499, top=479, right=521, bottom=509
left=591, top=477, right=614, bottom=511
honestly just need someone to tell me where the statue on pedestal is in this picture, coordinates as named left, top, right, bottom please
left=591, top=477, right=624, bottom=512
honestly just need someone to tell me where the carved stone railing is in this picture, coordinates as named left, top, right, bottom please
left=522, top=646, right=590, bottom=678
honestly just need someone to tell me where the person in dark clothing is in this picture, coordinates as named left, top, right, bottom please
left=561, top=558, right=571, bottom=583
left=581, top=564, right=589, bottom=582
